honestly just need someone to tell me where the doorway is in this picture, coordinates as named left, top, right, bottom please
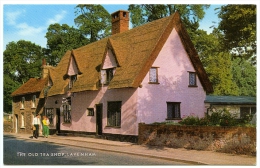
left=96, top=104, right=103, bottom=135
left=56, top=108, right=60, bottom=133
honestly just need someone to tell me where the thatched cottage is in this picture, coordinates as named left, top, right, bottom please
left=12, top=10, right=213, bottom=141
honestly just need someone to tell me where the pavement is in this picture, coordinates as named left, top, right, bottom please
left=3, top=132, right=257, bottom=165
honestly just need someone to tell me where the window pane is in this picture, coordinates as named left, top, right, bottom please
left=107, top=101, right=121, bottom=127
left=167, top=102, right=180, bottom=119
left=149, top=68, right=158, bottom=83
left=189, top=72, right=196, bottom=86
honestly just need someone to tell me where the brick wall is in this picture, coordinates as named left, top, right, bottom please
left=138, top=123, right=256, bottom=155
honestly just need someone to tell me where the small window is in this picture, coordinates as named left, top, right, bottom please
left=21, top=97, right=25, bottom=109
left=167, top=102, right=181, bottom=119
left=32, top=95, right=36, bottom=108
left=189, top=72, right=197, bottom=86
left=87, top=108, right=94, bottom=116
left=107, top=101, right=121, bottom=127
left=69, top=75, right=77, bottom=89
left=149, top=67, right=159, bottom=84
left=101, top=68, right=115, bottom=85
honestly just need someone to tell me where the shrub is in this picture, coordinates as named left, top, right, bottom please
left=179, top=108, right=253, bottom=127
left=179, top=115, right=200, bottom=125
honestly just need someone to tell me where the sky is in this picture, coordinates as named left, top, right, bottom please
left=1, top=1, right=235, bottom=50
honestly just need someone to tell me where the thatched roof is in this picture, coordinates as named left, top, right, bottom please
left=11, top=78, right=47, bottom=97
left=47, top=12, right=213, bottom=95
left=47, top=50, right=71, bottom=96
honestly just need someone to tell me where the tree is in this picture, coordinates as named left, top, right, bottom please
left=74, top=4, right=111, bottom=43
left=232, top=58, right=256, bottom=96
left=193, top=29, right=239, bottom=96
left=45, top=23, right=89, bottom=66
left=3, top=75, right=20, bottom=113
left=4, top=40, right=44, bottom=83
left=218, top=5, right=256, bottom=64
left=128, top=5, right=209, bottom=32
left=3, top=40, right=44, bottom=113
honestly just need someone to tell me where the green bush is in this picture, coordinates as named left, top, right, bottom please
left=179, top=108, right=253, bottom=127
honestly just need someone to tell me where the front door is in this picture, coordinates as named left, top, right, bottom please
left=96, top=104, right=103, bottom=135
left=56, top=108, right=60, bottom=133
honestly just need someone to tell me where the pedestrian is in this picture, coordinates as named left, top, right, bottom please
left=32, top=114, right=40, bottom=139
left=42, top=116, right=50, bottom=138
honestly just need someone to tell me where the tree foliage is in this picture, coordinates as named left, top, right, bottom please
left=3, top=40, right=44, bottom=83
left=45, top=23, right=89, bottom=66
left=218, top=5, right=256, bottom=64
left=3, top=40, right=44, bottom=112
left=74, top=4, right=111, bottom=43
left=128, top=5, right=209, bottom=33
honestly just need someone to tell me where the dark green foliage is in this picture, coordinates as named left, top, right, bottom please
left=3, top=40, right=44, bottom=113
left=218, top=5, right=256, bottom=64
left=74, top=4, right=111, bottom=43
left=45, top=23, right=89, bottom=66
left=179, top=109, right=253, bottom=127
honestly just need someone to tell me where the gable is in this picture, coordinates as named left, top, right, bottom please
left=102, top=49, right=118, bottom=69
left=67, top=55, right=79, bottom=76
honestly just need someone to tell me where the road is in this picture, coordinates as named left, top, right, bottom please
left=3, top=137, right=188, bottom=165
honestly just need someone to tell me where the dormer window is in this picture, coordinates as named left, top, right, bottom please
left=101, top=68, right=115, bottom=85
left=69, top=75, right=77, bottom=89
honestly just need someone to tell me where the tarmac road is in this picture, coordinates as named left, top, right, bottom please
left=3, top=136, right=188, bottom=165
left=2, top=133, right=257, bottom=166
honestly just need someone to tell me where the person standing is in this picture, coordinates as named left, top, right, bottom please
left=32, top=114, right=40, bottom=139
left=42, top=116, right=50, bottom=138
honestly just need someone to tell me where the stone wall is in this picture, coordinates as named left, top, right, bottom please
left=138, top=123, right=256, bottom=155
left=3, top=121, right=13, bottom=133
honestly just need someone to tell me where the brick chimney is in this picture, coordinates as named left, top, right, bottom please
left=111, top=10, right=129, bottom=35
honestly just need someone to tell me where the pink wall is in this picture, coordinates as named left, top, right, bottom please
left=137, top=28, right=206, bottom=124
left=68, top=57, right=78, bottom=76
left=60, top=87, right=139, bottom=135
left=102, top=49, right=117, bottom=69
left=45, top=94, right=64, bottom=130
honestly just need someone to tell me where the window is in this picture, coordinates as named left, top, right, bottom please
left=167, top=102, right=181, bottom=119
left=21, top=112, right=25, bottom=128
left=32, top=95, right=36, bottom=108
left=101, top=68, right=115, bottom=85
left=45, top=108, right=54, bottom=125
left=69, top=75, right=77, bottom=89
left=63, top=104, right=71, bottom=123
left=107, top=101, right=121, bottom=127
left=240, top=107, right=256, bottom=118
left=149, top=67, right=159, bottom=83
left=21, top=97, right=25, bottom=109
left=87, top=108, right=94, bottom=116
left=189, top=72, right=197, bottom=86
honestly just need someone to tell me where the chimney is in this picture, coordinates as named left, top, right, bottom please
left=111, top=10, right=129, bottom=35
left=41, top=58, right=48, bottom=79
